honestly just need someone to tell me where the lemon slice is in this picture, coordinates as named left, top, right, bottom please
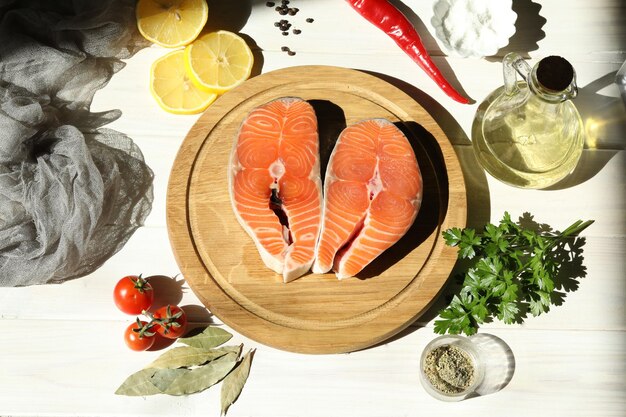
left=150, top=49, right=217, bottom=115
left=136, top=0, right=208, bottom=48
left=184, top=30, right=254, bottom=94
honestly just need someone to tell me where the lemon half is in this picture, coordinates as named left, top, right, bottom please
left=184, top=30, right=254, bottom=94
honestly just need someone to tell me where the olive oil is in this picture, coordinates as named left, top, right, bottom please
left=473, top=83, right=584, bottom=189
left=473, top=54, right=584, bottom=189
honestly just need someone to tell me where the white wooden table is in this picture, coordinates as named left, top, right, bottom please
left=1, top=1, right=625, bottom=416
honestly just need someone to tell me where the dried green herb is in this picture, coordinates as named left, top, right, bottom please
left=178, top=326, right=233, bottom=349
left=424, top=345, right=475, bottom=394
left=163, top=352, right=239, bottom=396
left=116, top=325, right=253, bottom=414
left=435, top=212, right=594, bottom=336
left=115, top=368, right=162, bottom=396
left=146, top=345, right=241, bottom=369
left=221, top=349, right=255, bottom=415
left=149, top=368, right=190, bottom=392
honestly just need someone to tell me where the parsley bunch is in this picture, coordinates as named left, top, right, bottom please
left=434, top=212, right=594, bottom=336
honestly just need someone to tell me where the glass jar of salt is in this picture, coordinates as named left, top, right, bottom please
left=472, top=53, right=584, bottom=189
left=419, top=335, right=485, bottom=401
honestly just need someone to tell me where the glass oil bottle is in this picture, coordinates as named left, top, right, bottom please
left=472, top=53, right=584, bottom=189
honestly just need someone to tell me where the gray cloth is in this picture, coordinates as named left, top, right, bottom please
left=0, top=0, right=154, bottom=286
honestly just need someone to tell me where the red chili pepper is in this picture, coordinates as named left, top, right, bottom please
left=346, top=0, right=469, bottom=104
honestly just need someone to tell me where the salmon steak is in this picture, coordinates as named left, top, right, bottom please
left=313, top=119, right=423, bottom=279
left=229, top=97, right=322, bottom=282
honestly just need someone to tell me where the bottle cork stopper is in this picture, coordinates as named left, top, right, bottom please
left=536, top=56, right=574, bottom=92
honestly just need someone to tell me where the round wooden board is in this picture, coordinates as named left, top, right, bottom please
left=166, top=66, right=467, bottom=354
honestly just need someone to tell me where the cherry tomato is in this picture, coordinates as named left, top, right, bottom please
left=113, top=275, right=154, bottom=315
left=153, top=305, right=188, bottom=339
left=124, top=320, right=156, bottom=351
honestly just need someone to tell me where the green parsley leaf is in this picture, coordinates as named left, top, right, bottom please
left=435, top=213, right=594, bottom=336
left=442, top=228, right=462, bottom=246
left=498, top=301, right=519, bottom=324
left=458, top=228, right=481, bottom=259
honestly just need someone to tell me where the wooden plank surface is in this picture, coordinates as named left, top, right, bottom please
left=1, top=0, right=624, bottom=416
left=1, top=322, right=624, bottom=417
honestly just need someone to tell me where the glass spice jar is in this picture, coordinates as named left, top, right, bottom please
left=419, top=335, right=485, bottom=401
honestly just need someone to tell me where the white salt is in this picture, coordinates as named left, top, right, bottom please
left=431, top=0, right=517, bottom=58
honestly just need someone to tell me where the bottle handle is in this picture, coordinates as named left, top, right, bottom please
left=566, top=73, right=579, bottom=99
left=503, top=52, right=532, bottom=95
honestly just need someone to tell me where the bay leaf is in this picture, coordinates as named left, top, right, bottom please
left=115, top=368, right=161, bottom=396
left=220, top=349, right=255, bottom=416
left=178, top=326, right=232, bottom=350
left=163, top=352, right=238, bottom=396
left=149, top=368, right=190, bottom=392
left=146, top=345, right=237, bottom=369
left=217, top=344, right=243, bottom=359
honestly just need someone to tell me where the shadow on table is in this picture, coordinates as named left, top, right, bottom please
left=143, top=274, right=217, bottom=350
left=202, top=1, right=264, bottom=77
left=546, top=71, right=626, bottom=190
left=487, top=0, right=546, bottom=62
left=309, top=99, right=347, bottom=181
left=204, top=0, right=252, bottom=33
left=147, top=304, right=217, bottom=351
left=145, top=274, right=186, bottom=312
left=387, top=0, right=471, bottom=103
left=182, top=304, right=216, bottom=325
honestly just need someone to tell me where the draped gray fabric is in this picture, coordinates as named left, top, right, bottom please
left=0, top=0, right=154, bottom=286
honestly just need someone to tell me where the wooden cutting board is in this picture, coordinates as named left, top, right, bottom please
left=166, top=66, right=467, bottom=354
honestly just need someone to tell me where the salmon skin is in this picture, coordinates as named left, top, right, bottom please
left=229, top=97, right=322, bottom=282
left=313, top=119, right=423, bottom=279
